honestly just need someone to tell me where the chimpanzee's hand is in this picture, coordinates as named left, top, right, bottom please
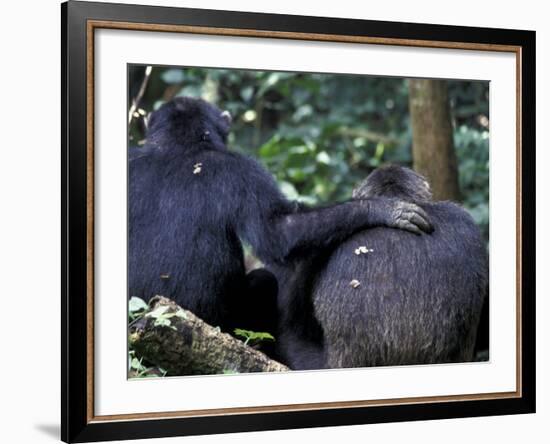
left=367, top=198, right=433, bottom=235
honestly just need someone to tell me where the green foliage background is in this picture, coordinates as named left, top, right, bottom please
left=129, top=65, right=489, bottom=243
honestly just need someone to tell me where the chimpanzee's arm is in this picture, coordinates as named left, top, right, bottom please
left=269, top=197, right=431, bottom=261
left=214, top=154, right=431, bottom=265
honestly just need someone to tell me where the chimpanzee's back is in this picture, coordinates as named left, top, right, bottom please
left=313, top=201, right=488, bottom=368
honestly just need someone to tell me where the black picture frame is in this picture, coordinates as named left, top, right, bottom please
left=62, top=1, right=536, bottom=442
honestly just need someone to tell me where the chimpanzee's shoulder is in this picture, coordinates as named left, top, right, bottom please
left=425, top=201, right=477, bottom=225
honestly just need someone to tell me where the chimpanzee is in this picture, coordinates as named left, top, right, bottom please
left=275, top=165, right=488, bottom=369
left=128, top=98, right=432, bottom=335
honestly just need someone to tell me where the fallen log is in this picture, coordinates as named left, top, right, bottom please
left=129, top=296, right=289, bottom=376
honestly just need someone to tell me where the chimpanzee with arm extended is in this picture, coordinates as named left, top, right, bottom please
left=277, top=165, right=487, bottom=370
left=129, top=98, right=432, bottom=335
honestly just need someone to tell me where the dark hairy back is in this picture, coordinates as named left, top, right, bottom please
left=313, top=201, right=488, bottom=367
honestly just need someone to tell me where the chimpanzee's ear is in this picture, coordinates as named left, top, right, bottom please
left=351, top=178, right=371, bottom=200
left=220, top=110, right=232, bottom=125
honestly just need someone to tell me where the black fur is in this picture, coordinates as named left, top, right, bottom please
left=276, top=165, right=488, bottom=369
left=129, top=99, right=432, bottom=334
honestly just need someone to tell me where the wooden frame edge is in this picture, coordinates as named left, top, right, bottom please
left=86, top=19, right=95, bottom=424
left=515, top=46, right=523, bottom=398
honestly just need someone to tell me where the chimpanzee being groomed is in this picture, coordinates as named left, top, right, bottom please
left=129, top=98, right=432, bottom=335
left=276, top=165, right=488, bottom=369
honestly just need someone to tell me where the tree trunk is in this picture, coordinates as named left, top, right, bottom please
left=129, top=296, right=289, bottom=376
left=408, top=79, right=461, bottom=202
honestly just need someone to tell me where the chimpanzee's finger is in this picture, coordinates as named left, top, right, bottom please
left=405, top=210, right=433, bottom=234
left=399, top=202, right=433, bottom=233
left=397, top=220, right=423, bottom=235
left=400, top=202, right=430, bottom=222
left=411, top=204, right=431, bottom=225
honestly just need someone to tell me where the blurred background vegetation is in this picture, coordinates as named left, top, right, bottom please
left=129, top=65, right=489, bottom=244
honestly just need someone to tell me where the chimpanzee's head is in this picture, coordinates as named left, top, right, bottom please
left=146, top=97, right=232, bottom=150
left=352, top=165, right=432, bottom=202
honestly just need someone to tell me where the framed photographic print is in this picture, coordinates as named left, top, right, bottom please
left=61, top=1, right=536, bottom=442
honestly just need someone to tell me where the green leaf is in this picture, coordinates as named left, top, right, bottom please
left=161, top=69, right=185, bottom=84
left=153, top=317, right=172, bottom=328
left=129, top=297, right=149, bottom=313
left=130, top=357, right=143, bottom=370
left=258, top=135, right=281, bottom=158
left=247, top=331, right=275, bottom=342
left=316, top=151, right=331, bottom=165
left=257, top=72, right=281, bottom=97
left=146, top=305, right=170, bottom=319
left=278, top=181, right=300, bottom=200
left=233, top=329, right=275, bottom=342
left=174, top=309, right=188, bottom=319
left=240, top=86, right=254, bottom=102
left=292, top=104, right=313, bottom=122
left=176, top=85, right=202, bottom=98
left=234, top=328, right=251, bottom=339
